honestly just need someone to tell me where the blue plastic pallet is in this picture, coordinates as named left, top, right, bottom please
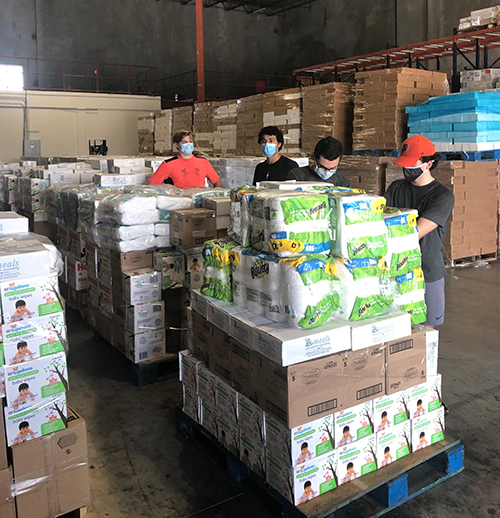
left=352, top=149, right=400, bottom=157
left=437, top=149, right=500, bottom=161
left=176, top=406, right=465, bottom=518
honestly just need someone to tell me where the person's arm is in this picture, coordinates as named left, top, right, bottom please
left=214, top=178, right=223, bottom=188
left=205, top=161, right=222, bottom=187
left=383, top=183, right=394, bottom=206
left=149, top=162, right=171, bottom=185
left=418, top=189, right=455, bottom=238
left=417, top=217, right=438, bottom=239
left=285, top=167, right=300, bottom=181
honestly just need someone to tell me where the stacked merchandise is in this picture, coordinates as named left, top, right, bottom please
left=212, top=157, right=262, bottom=190
left=138, top=113, right=158, bottom=155
left=460, top=69, right=500, bottom=92
left=353, top=68, right=449, bottom=151
left=301, top=83, right=355, bottom=155
left=0, top=212, right=91, bottom=517
left=213, top=100, right=238, bottom=155
left=407, top=91, right=500, bottom=152
left=340, top=156, right=387, bottom=195
left=263, top=89, right=302, bottom=155
left=154, top=109, right=174, bottom=155
left=236, top=94, right=264, bottom=156
left=459, top=5, right=500, bottom=31
left=202, top=196, right=231, bottom=238
left=193, top=102, right=215, bottom=155
left=172, top=105, right=194, bottom=135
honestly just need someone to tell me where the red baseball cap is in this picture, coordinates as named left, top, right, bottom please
left=395, top=135, right=436, bottom=167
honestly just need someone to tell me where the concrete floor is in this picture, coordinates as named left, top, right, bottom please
left=67, top=260, right=500, bottom=518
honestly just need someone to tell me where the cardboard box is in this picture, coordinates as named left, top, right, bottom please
left=0, top=212, right=29, bottom=235
left=385, top=330, right=427, bottom=395
left=413, top=324, right=439, bottom=378
left=67, top=257, right=89, bottom=291
left=191, top=289, right=209, bottom=318
left=153, top=251, right=185, bottom=289
left=334, top=401, right=374, bottom=447
left=336, top=435, right=377, bottom=485
left=93, top=173, right=136, bottom=187
left=68, top=229, right=85, bottom=260
left=238, top=393, right=265, bottom=445
left=217, top=413, right=239, bottom=456
left=0, top=466, right=15, bottom=518
left=240, top=432, right=265, bottom=479
left=207, top=298, right=246, bottom=336
left=85, top=243, right=98, bottom=277
left=4, top=393, right=67, bottom=447
left=179, top=350, right=201, bottom=392
left=182, top=384, right=200, bottom=423
left=170, top=209, right=217, bottom=249
left=202, top=197, right=231, bottom=215
left=110, top=249, right=153, bottom=272
left=196, top=362, right=217, bottom=406
left=123, top=268, right=161, bottom=305
left=376, top=421, right=411, bottom=468
left=350, top=309, right=411, bottom=351
left=216, top=378, right=238, bottom=424
left=96, top=248, right=112, bottom=280
left=411, top=406, right=445, bottom=452
left=12, top=406, right=91, bottom=518
left=229, top=310, right=270, bottom=350
left=409, top=374, right=442, bottom=419
left=373, top=389, right=410, bottom=431
left=199, top=396, right=218, bottom=437
left=0, top=408, right=8, bottom=470
left=4, top=352, right=68, bottom=410
left=258, top=353, right=344, bottom=428
left=3, top=312, right=67, bottom=365
left=230, top=338, right=258, bottom=403
left=124, top=329, right=166, bottom=363
left=125, top=301, right=165, bottom=334
left=183, top=249, right=204, bottom=273
left=0, top=243, right=50, bottom=283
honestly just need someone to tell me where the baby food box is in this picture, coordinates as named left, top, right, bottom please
left=336, top=435, right=377, bottom=485
left=153, top=252, right=185, bottom=290
left=266, top=448, right=339, bottom=506
left=373, top=389, right=410, bottom=432
left=334, top=401, right=374, bottom=447
left=4, top=393, right=67, bottom=447
left=409, top=374, right=442, bottom=419
left=412, top=406, right=445, bottom=452
left=1, top=272, right=62, bottom=323
left=4, top=352, right=68, bottom=411
left=265, top=413, right=334, bottom=466
left=376, top=421, right=411, bottom=468
left=123, top=268, right=161, bottom=305
left=3, top=312, right=67, bottom=365
left=125, top=301, right=165, bottom=334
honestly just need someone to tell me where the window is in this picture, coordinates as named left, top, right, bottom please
left=0, top=65, right=24, bottom=91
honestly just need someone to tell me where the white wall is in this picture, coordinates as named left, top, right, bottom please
left=0, top=90, right=161, bottom=162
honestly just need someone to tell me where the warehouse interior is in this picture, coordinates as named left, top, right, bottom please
left=1, top=0, right=500, bottom=517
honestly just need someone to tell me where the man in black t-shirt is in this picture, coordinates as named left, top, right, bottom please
left=384, top=136, right=454, bottom=327
left=252, top=126, right=298, bottom=185
left=286, top=137, right=350, bottom=187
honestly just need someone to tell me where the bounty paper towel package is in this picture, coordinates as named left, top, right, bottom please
left=376, top=421, right=411, bottom=468
left=240, top=432, right=265, bottom=479
left=329, top=193, right=388, bottom=260
left=412, top=406, right=445, bottom=452
left=202, top=238, right=238, bottom=302
left=373, top=390, right=410, bottom=431
left=266, top=449, right=339, bottom=505
left=4, top=352, right=68, bottom=410
left=336, top=434, right=377, bottom=485
left=3, top=312, right=67, bottom=365
left=265, top=413, right=335, bottom=466
left=334, top=401, right=374, bottom=447
left=1, top=272, right=62, bottom=323
left=4, top=393, right=67, bottom=447
left=409, top=374, right=442, bottom=419
left=0, top=243, right=50, bottom=283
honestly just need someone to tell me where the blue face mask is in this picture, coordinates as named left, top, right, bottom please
left=315, top=165, right=337, bottom=180
left=180, top=142, right=194, bottom=155
left=261, top=143, right=277, bottom=158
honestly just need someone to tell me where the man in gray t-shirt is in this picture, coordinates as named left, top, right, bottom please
left=286, top=137, right=350, bottom=187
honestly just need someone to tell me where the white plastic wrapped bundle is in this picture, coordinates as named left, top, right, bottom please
left=156, top=194, right=192, bottom=211
left=100, top=235, right=157, bottom=252
left=333, top=257, right=393, bottom=321
left=80, top=195, right=104, bottom=226
left=384, top=208, right=421, bottom=277
left=97, top=193, right=159, bottom=225
left=155, top=236, right=171, bottom=248
left=97, top=224, right=154, bottom=241
left=154, top=223, right=170, bottom=236
left=329, top=193, right=388, bottom=260
left=81, top=224, right=102, bottom=247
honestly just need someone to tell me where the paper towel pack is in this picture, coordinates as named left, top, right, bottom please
left=202, top=238, right=240, bottom=302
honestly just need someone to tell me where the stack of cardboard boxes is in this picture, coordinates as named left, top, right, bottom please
left=181, top=289, right=443, bottom=505
left=340, top=156, right=388, bottom=195
left=172, top=106, right=194, bottom=136
left=263, top=88, right=302, bottom=155
left=213, top=100, right=239, bottom=155
left=459, top=5, right=500, bottom=32
left=460, top=69, right=500, bottom=92
left=0, top=212, right=91, bottom=517
left=301, top=83, right=355, bottom=155
left=236, top=94, right=264, bottom=156
left=138, top=113, right=157, bottom=155
left=154, top=110, right=173, bottom=155
left=353, top=68, right=449, bottom=151
left=193, top=102, right=215, bottom=155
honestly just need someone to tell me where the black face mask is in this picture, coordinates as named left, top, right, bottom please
left=403, top=167, right=424, bottom=182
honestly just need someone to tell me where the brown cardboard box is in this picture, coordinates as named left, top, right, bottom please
left=258, top=353, right=344, bottom=428
left=110, top=250, right=153, bottom=272
left=12, top=408, right=91, bottom=518
left=201, top=197, right=231, bottom=215
left=0, top=402, right=8, bottom=471
left=170, top=209, right=216, bottom=249
left=231, top=339, right=259, bottom=404
left=0, top=466, right=15, bottom=518
left=97, top=313, right=114, bottom=344
left=341, top=345, right=386, bottom=408
left=385, top=330, right=427, bottom=395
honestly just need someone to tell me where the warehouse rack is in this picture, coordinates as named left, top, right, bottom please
left=293, top=26, right=500, bottom=92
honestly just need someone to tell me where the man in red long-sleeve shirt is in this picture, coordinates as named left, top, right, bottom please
left=149, top=130, right=223, bottom=188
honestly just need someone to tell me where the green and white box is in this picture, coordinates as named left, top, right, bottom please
left=409, top=374, right=442, bottom=419
left=182, top=384, right=199, bottom=423
left=238, top=393, right=265, bottom=445
left=412, top=406, right=445, bottom=452
left=240, top=432, right=265, bottom=479
left=376, top=421, right=411, bottom=468
left=217, top=413, right=239, bottom=456
left=4, top=393, right=67, bottom=447
left=153, top=251, right=185, bottom=290
left=3, top=312, right=67, bottom=365
left=265, top=412, right=334, bottom=466
left=199, top=397, right=218, bottom=437
left=266, top=448, right=339, bottom=506
left=373, top=389, right=410, bottom=432
left=4, top=352, right=68, bottom=410
left=216, top=378, right=238, bottom=424
left=196, top=363, right=217, bottom=406
left=1, top=272, right=61, bottom=322
left=179, top=350, right=201, bottom=392
left=337, top=435, right=377, bottom=485
left=334, top=401, right=374, bottom=447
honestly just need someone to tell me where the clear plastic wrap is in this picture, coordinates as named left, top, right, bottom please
left=100, top=235, right=157, bottom=252
left=96, top=193, right=159, bottom=225
left=97, top=223, right=155, bottom=241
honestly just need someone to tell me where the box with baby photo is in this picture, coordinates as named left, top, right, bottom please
left=376, top=421, right=411, bottom=469
left=4, top=393, right=67, bottom=446
left=373, top=389, right=410, bottom=432
left=3, top=312, right=67, bottom=365
left=334, top=401, right=374, bottom=448
left=336, top=435, right=377, bottom=486
left=240, top=432, right=265, bottom=479
left=0, top=272, right=62, bottom=323
left=4, top=352, right=68, bottom=411
left=412, top=406, right=445, bottom=452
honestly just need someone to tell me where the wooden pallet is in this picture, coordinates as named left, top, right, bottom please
left=445, top=251, right=497, bottom=267
left=61, top=507, right=87, bottom=517
left=176, top=406, right=464, bottom=518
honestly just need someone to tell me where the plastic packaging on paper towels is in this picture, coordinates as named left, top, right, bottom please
left=201, top=238, right=239, bottom=302
left=391, top=270, right=427, bottom=324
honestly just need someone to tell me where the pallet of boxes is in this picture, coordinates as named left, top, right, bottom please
left=178, top=183, right=451, bottom=511
left=0, top=212, right=91, bottom=518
